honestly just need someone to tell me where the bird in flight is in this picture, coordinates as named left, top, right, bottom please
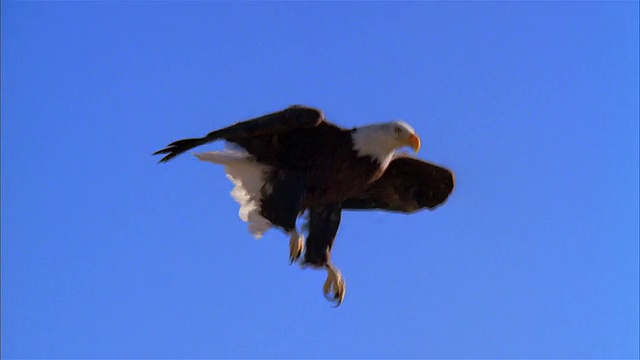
left=154, top=105, right=454, bottom=306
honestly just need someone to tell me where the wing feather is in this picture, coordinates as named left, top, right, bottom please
left=341, top=157, right=455, bottom=213
left=153, top=105, right=326, bottom=163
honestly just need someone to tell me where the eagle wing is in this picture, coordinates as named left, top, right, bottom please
left=303, top=156, right=453, bottom=266
left=153, top=105, right=326, bottom=163
left=341, top=156, right=455, bottom=213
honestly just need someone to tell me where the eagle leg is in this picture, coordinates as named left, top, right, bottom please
left=323, top=263, right=346, bottom=306
left=302, top=203, right=345, bottom=305
left=289, top=230, right=304, bottom=264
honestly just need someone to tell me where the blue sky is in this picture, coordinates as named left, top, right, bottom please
left=2, top=2, right=638, bottom=359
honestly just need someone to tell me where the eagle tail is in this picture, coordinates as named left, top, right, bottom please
left=194, top=149, right=273, bottom=239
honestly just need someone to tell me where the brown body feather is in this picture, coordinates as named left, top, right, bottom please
left=154, top=105, right=385, bottom=232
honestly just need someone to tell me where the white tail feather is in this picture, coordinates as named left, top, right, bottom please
left=194, top=150, right=272, bottom=239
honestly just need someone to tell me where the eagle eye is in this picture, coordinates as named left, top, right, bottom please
left=393, top=126, right=402, bottom=135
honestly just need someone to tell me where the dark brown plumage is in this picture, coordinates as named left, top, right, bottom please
left=154, top=105, right=385, bottom=232
left=342, top=156, right=455, bottom=213
left=302, top=156, right=455, bottom=273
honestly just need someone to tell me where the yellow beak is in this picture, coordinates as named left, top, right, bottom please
left=407, top=133, right=421, bottom=153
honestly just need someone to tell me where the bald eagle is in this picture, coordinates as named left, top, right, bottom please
left=154, top=105, right=454, bottom=305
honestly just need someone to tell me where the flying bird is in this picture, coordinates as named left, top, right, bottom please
left=154, top=105, right=454, bottom=305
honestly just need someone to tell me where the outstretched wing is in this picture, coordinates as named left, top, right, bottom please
left=341, top=156, right=454, bottom=213
left=302, top=157, right=454, bottom=265
left=301, top=157, right=453, bottom=306
left=153, top=105, right=325, bottom=163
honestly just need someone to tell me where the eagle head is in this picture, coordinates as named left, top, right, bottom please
left=352, top=121, right=421, bottom=163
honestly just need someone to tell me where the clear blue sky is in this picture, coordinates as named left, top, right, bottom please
left=2, top=2, right=638, bottom=359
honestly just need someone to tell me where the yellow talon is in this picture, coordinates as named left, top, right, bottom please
left=323, top=264, right=346, bottom=306
left=288, top=231, right=304, bottom=264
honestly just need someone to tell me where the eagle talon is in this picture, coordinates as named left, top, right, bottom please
left=288, top=231, right=304, bottom=264
left=323, top=265, right=346, bottom=306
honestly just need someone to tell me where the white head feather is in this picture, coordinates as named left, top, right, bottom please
left=351, top=121, right=421, bottom=166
